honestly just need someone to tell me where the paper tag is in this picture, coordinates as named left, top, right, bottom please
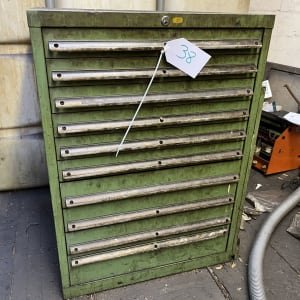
left=262, top=80, right=272, bottom=98
left=164, top=38, right=211, bottom=78
left=283, top=112, right=300, bottom=126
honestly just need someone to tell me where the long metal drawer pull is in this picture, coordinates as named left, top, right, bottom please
left=60, top=130, right=246, bottom=158
left=57, top=110, right=248, bottom=135
left=49, top=39, right=262, bottom=52
left=63, top=150, right=242, bottom=181
left=67, top=198, right=232, bottom=232
left=71, top=229, right=227, bottom=267
left=65, top=174, right=239, bottom=208
left=67, top=197, right=233, bottom=231
left=55, top=88, right=253, bottom=109
left=52, top=65, right=257, bottom=82
left=70, top=217, right=229, bottom=254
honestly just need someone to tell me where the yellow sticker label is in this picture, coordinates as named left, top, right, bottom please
left=172, top=17, right=184, bottom=24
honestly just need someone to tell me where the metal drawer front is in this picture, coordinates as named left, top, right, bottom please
left=51, top=65, right=257, bottom=83
left=59, top=131, right=246, bottom=159
left=67, top=197, right=233, bottom=231
left=54, top=88, right=252, bottom=110
left=57, top=142, right=244, bottom=183
left=57, top=110, right=248, bottom=135
left=72, top=229, right=227, bottom=267
left=50, top=79, right=254, bottom=112
left=62, top=150, right=242, bottom=181
left=69, top=217, right=229, bottom=255
left=64, top=173, right=239, bottom=208
left=69, top=229, right=229, bottom=285
left=43, top=27, right=264, bottom=59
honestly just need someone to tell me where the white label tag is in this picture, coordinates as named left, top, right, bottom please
left=262, top=80, right=272, bottom=98
left=165, top=38, right=211, bottom=78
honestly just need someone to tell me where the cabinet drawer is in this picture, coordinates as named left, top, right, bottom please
left=52, top=104, right=249, bottom=136
left=65, top=206, right=233, bottom=248
left=47, top=59, right=257, bottom=88
left=43, top=27, right=263, bottom=59
left=49, top=80, right=254, bottom=114
left=60, top=160, right=241, bottom=207
left=58, top=148, right=243, bottom=182
left=69, top=226, right=229, bottom=285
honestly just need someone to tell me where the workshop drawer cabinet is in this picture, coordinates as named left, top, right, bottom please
left=27, top=9, right=274, bottom=298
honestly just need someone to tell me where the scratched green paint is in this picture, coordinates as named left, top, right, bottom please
left=27, top=9, right=274, bottom=298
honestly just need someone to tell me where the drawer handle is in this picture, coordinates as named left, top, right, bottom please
left=60, top=130, right=246, bottom=158
left=69, top=217, right=230, bottom=254
left=48, top=39, right=262, bottom=53
left=71, top=229, right=227, bottom=267
left=55, top=88, right=253, bottom=109
left=57, top=110, right=249, bottom=135
left=65, top=174, right=239, bottom=209
left=67, top=197, right=233, bottom=232
left=51, top=65, right=257, bottom=82
left=62, top=150, right=243, bottom=181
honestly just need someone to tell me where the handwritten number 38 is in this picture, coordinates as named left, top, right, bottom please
left=176, top=44, right=196, bottom=64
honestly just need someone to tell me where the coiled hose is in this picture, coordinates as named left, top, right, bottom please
left=248, top=186, right=300, bottom=300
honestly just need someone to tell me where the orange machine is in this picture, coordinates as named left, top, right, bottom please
left=253, top=111, right=300, bottom=175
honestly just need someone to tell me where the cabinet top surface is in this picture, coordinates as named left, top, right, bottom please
left=27, top=9, right=275, bottom=29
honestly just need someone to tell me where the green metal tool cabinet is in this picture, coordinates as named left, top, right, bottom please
left=27, top=9, right=274, bottom=298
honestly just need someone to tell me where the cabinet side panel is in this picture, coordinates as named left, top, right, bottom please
left=29, top=27, right=70, bottom=289
left=227, top=28, right=273, bottom=254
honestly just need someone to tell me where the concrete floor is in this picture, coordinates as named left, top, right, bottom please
left=0, top=169, right=299, bottom=300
